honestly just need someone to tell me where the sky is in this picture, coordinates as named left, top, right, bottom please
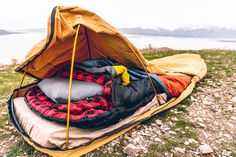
left=1, top=0, right=236, bottom=30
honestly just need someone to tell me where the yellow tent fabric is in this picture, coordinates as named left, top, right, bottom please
left=15, top=6, right=166, bottom=78
left=10, top=5, right=207, bottom=157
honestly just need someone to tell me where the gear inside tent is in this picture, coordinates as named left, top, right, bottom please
left=7, top=6, right=207, bottom=157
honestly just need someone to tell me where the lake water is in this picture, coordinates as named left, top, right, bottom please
left=1, top=32, right=236, bottom=64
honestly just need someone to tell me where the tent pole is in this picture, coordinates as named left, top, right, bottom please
left=65, top=24, right=80, bottom=149
left=84, top=27, right=92, bottom=59
left=17, top=70, right=27, bottom=96
left=125, top=45, right=162, bottom=105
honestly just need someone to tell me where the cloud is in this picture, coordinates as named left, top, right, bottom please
left=0, top=0, right=236, bottom=30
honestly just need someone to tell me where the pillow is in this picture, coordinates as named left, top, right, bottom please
left=38, top=77, right=103, bottom=103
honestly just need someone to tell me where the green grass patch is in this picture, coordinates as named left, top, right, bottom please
left=0, top=132, right=8, bottom=141
left=162, top=136, right=183, bottom=151
left=171, top=119, right=198, bottom=139
left=90, top=140, right=127, bottom=157
left=173, top=120, right=195, bottom=129
left=176, top=105, right=188, bottom=113
left=142, top=136, right=183, bottom=157
left=180, top=98, right=192, bottom=106
left=0, top=67, right=34, bottom=100
left=6, top=140, right=35, bottom=157
left=0, top=101, right=6, bottom=107
left=158, top=110, right=179, bottom=121
left=0, top=114, right=8, bottom=129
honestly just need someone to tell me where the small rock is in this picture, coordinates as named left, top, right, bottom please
left=188, top=139, right=198, bottom=144
left=124, top=144, right=141, bottom=156
left=168, top=131, right=176, bottom=135
left=231, top=116, right=236, bottom=121
left=185, top=126, right=190, bottom=130
left=141, top=132, right=151, bottom=137
left=133, top=137, right=142, bottom=145
left=184, top=141, right=190, bottom=145
left=154, top=137, right=162, bottom=142
left=197, top=122, right=206, bottom=128
left=171, top=117, right=178, bottom=121
left=198, top=144, right=214, bottom=154
left=214, top=93, right=220, bottom=98
left=124, top=135, right=132, bottom=141
left=155, top=119, right=163, bottom=126
left=163, top=127, right=171, bottom=131
left=174, top=147, right=185, bottom=154
left=202, top=100, right=212, bottom=105
left=222, top=149, right=232, bottom=156
left=223, top=134, right=231, bottom=139
left=231, top=97, right=236, bottom=103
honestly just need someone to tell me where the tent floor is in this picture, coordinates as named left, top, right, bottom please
left=13, top=96, right=160, bottom=149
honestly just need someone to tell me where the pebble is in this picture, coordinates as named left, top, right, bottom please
left=154, top=137, right=162, bottom=142
left=197, top=122, right=206, bottom=128
left=202, top=100, right=212, bottom=105
left=171, top=117, right=178, bottom=121
left=168, top=131, right=176, bottom=135
left=222, top=149, right=232, bottom=156
left=188, top=139, right=198, bottom=144
left=231, top=97, right=236, bottom=103
left=124, top=144, right=141, bottom=156
left=184, top=141, right=190, bottom=145
left=163, top=127, right=171, bottom=131
left=198, top=144, right=214, bottom=154
left=155, top=119, right=163, bottom=126
left=174, top=147, right=185, bottom=154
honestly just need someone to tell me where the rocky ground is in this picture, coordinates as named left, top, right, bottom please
left=0, top=50, right=235, bottom=157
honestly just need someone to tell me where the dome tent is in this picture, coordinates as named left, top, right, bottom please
left=8, top=6, right=207, bottom=157
left=14, top=6, right=166, bottom=79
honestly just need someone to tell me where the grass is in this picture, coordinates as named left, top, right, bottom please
left=0, top=113, right=8, bottom=129
left=0, top=66, right=34, bottom=100
left=171, top=120, right=198, bottom=139
left=142, top=117, right=198, bottom=156
left=176, top=105, right=188, bottom=113
left=220, top=141, right=236, bottom=157
left=180, top=97, right=192, bottom=106
left=6, top=140, right=35, bottom=157
left=0, top=49, right=236, bottom=156
left=139, top=96, right=198, bottom=156
left=142, top=135, right=189, bottom=157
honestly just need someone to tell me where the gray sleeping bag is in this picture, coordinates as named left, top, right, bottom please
left=38, top=77, right=103, bottom=103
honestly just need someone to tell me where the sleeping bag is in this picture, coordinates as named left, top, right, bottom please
left=24, top=60, right=179, bottom=128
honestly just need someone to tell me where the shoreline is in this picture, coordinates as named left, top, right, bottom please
left=1, top=48, right=236, bottom=66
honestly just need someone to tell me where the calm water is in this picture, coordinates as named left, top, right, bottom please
left=1, top=32, right=236, bottom=64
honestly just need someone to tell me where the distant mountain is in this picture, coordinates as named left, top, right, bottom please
left=2, top=27, right=236, bottom=38
left=119, top=27, right=236, bottom=38
left=16, top=28, right=46, bottom=33
left=0, top=29, right=22, bottom=35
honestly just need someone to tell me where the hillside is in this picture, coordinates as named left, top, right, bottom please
left=119, top=27, right=236, bottom=38
left=0, top=29, right=22, bottom=35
